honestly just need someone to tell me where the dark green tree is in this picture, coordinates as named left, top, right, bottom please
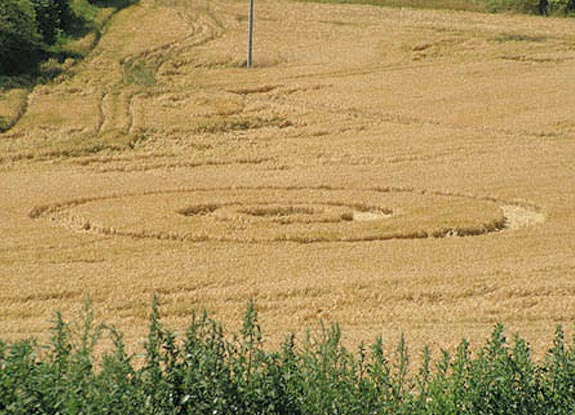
left=0, top=0, right=42, bottom=74
left=30, top=0, right=74, bottom=45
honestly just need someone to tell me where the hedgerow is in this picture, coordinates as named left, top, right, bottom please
left=1, top=298, right=574, bottom=414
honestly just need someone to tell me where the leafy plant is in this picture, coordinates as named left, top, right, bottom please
left=1, top=299, right=575, bottom=414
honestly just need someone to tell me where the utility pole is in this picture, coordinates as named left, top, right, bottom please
left=247, top=0, right=254, bottom=68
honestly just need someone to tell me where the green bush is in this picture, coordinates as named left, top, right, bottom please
left=549, top=0, right=575, bottom=14
left=1, top=298, right=575, bottom=414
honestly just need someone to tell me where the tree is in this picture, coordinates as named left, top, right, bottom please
left=30, top=0, right=74, bottom=45
left=0, top=0, right=42, bottom=74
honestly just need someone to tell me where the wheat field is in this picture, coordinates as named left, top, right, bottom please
left=1, top=0, right=574, bottom=356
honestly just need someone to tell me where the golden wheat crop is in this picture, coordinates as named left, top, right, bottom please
left=1, top=0, right=574, bottom=357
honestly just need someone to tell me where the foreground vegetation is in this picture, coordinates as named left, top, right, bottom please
left=1, top=299, right=575, bottom=414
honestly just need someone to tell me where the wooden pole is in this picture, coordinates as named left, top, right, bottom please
left=247, top=0, right=254, bottom=68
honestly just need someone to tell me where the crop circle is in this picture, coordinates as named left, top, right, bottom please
left=31, top=186, right=540, bottom=243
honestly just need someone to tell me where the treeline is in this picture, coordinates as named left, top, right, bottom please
left=1, top=299, right=575, bottom=414
left=0, top=0, right=137, bottom=75
left=483, top=0, right=575, bottom=14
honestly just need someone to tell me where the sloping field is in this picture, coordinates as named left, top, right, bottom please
left=1, top=0, right=574, bottom=355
